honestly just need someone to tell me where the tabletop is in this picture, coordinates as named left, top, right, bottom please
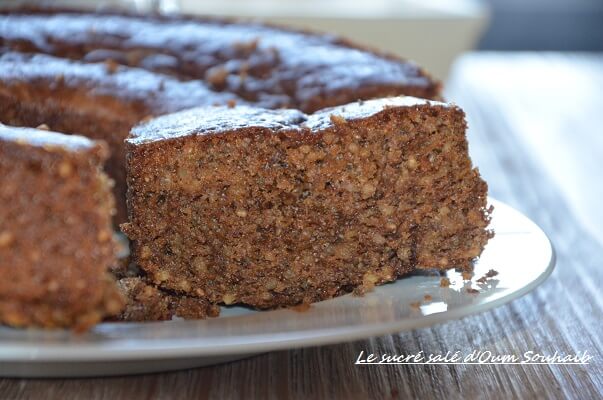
left=1, top=52, right=602, bottom=399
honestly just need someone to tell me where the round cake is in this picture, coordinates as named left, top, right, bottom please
left=0, top=8, right=491, bottom=330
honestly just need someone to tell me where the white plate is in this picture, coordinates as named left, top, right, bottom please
left=0, top=198, right=554, bottom=377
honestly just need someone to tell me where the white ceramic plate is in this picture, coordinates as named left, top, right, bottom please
left=0, top=198, right=554, bottom=377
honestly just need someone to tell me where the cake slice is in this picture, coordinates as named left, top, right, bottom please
left=0, top=124, right=124, bottom=330
left=122, top=97, right=492, bottom=309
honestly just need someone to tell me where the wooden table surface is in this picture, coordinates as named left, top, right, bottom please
left=1, top=52, right=602, bottom=399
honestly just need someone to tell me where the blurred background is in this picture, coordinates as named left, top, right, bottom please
left=5, top=0, right=603, bottom=243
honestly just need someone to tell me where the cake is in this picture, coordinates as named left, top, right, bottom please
left=0, top=124, right=124, bottom=330
left=122, top=97, right=491, bottom=308
left=0, top=8, right=492, bottom=330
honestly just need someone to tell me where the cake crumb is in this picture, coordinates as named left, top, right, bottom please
left=238, top=64, right=249, bottom=81
left=485, top=269, right=498, bottom=277
left=466, top=288, right=479, bottom=294
left=97, top=230, right=112, bottom=243
left=461, top=271, right=473, bottom=280
left=233, top=38, right=259, bottom=53
left=409, top=301, right=421, bottom=309
left=440, top=277, right=450, bottom=287
left=476, top=269, right=499, bottom=283
left=361, top=183, right=377, bottom=199
left=227, top=99, right=237, bottom=108
left=58, top=161, right=73, bottom=178
left=406, top=157, right=418, bottom=170
left=222, top=293, right=236, bottom=305
left=36, top=124, right=50, bottom=131
left=206, top=66, right=228, bottom=87
left=423, top=294, right=432, bottom=301
left=291, top=303, right=311, bottom=312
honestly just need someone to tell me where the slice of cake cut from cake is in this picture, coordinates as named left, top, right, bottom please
left=0, top=124, right=124, bottom=330
left=122, top=97, right=492, bottom=309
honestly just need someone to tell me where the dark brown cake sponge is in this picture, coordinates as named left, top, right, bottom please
left=123, top=97, right=491, bottom=309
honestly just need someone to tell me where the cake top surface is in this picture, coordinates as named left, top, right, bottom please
left=129, top=106, right=308, bottom=144
left=128, top=96, right=449, bottom=145
left=0, top=8, right=439, bottom=111
left=0, top=123, right=97, bottom=151
left=0, top=52, right=243, bottom=115
left=305, top=96, right=445, bottom=130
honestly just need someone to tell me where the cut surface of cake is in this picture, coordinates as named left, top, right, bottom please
left=122, top=97, right=491, bottom=309
left=0, top=124, right=123, bottom=330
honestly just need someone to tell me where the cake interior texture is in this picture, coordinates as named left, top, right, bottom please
left=0, top=124, right=123, bottom=330
left=123, top=97, right=491, bottom=308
